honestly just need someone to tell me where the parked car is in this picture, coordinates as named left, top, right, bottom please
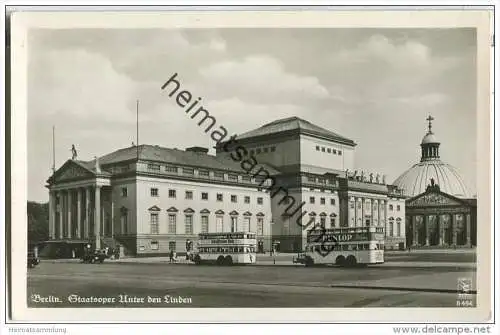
left=27, top=250, right=40, bottom=268
left=81, top=249, right=106, bottom=264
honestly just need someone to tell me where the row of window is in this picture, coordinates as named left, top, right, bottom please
left=315, top=145, right=342, bottom=155
left=150, top=213, right=265, bottom=235
left=146, top=164, right=255, bottom=183
left=249, top=146, right=276, bottom=156
left=122, top=187, right=265, bottom=205
left=306, top=244, right=383, bottom=252
left=386, top=221, right=402, bottom=237
left=349, top=202, right=401, bottom=211
left=198, top=247, right=256, bottom=253
left=308, top=197, right=336, bottom=205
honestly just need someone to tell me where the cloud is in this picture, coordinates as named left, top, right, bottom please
left=29, top=49, right=138, bottom=122
left=198, top=55, right=330, bottom=104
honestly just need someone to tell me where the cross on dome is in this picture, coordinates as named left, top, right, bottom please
left=426, top=115, right=434, bottom=133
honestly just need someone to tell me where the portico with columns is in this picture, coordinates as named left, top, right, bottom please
left=46, top=159, right=112, bottom=250
left=405, top=183, right=476, bottom=248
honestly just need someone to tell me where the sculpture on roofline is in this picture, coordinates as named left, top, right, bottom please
left=376, top=174, right=380, bottom=183
left=369, top=173, right=373, bottom=183
left=71, top=144, right=77, bottom=160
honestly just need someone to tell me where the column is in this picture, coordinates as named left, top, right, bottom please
left=437, top=215, right=443, bottom=246
left=59, top=191, right=64, bottom=239
left=67, top=190, right=72, bottom=238
left=370, top=199, right=374, bottom=226
left=49, top=191, right=56, bottom=239
left=378, top=200, right=381, bottom=227
left=466, top=213, right=471, bottom=246
left=85, top=187, right=90, bottom=239
left=361, top=197, right=365, bottom=227
left=424, top=215, right=429, bottom=246
left=353, top=197, right=357, bottom=227
left=383, top=200, right=387, bottom=227
left=95, top=186, right=101, bottom=249
left=111, top=193, right=115, bottom=238
left=77, top=188, right=82, bottom=239
left=412, top=216, right=418, bottom=246
left=452, top=213, right=457, bottom=245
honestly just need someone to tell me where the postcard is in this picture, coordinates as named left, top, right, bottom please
left=7, top=8, right=494, bottom=324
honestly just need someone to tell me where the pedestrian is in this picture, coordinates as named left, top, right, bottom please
left=169, top=249, right=174, bottom=263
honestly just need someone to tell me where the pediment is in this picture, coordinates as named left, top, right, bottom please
left=166, top=206, right=178, bottom=213
left=407, top=191, right=463, bottom=207
left=53, top=160, right=95, bottom=183
left=200, top=209, right=210, bottom=214
left=243, top=211, right=252, bottom=216
left=148, top=205, right=161, bottom=212
left=184, top=208, right=195, bottom=213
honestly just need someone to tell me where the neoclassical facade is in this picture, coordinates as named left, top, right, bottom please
left=47, top=116, right=407, bottom=255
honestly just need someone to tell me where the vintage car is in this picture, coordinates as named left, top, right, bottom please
left=27, top=250, right=40, bottom=268
left=81, top=249, right=107, bottom=264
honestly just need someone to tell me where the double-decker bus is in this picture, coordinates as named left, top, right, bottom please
left=191, top=232, right=257, bottom=266
left=293, top=226, right=385, bottom=267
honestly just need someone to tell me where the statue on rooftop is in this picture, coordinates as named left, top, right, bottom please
left=71, top=144, right=77, bottom=160
left=369, top=173, right=373, bottom=183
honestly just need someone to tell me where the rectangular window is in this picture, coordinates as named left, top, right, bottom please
left=168, top=214, right=176, bottom=234
left=231, top=217, right=238, bottom=232
left=231, top=195, right=237, bottom=203
left=320, top=197, right=325, bottom=205
left=243, top=217, right=251, bottom=232
left=321, top=147, right=325, bottom=152
left=165, top=166, right=178, bottom=173
left=338, top=150, right=342, bottom=155
left=331, top=198, right=336, bottom=205
left=185, top=191, right=193, bottom=200
left=147, top=163, right=160, bottom=171
left=201, top=216, right=209, bottom=233
left=214, top=172, right=224, bottom=180
left=168, top=241, right=176, bottom=252
left=150, top=213, right=159, bottom=234
left=320, top=217, right=326, bottom=228
left=151, top=240, right=159, bottom=250
left=263, top=148, right=269, bottom=153
left=257, top=218, right=264, bottom=235
left=389, top=204, right=394, bottom=211
left=217, top=193, right=223, bottom=202
left=185, top=215, right=193, bottom=235
left=244, top=196, right=250, bottom=204
left=307, top=176, right=316, bottom=182
left=150, top=188, right=159, bottom=197
left=182, top=167, right=194, bottom=175
left=327, top=148, right=331, bottom=153
left=121, top=187, right=128, bottom=197
left=310, top=197, right=315, bottom=204
left=257, top=197, right=263, bottom=205
left=168, top=189, right=176, bottom=198
left=228, top=174, right=238, bottom=181
left=199, top=170, right=209, bottom=177
left=316, top=146, right=320, bottom=151
left=271, top=147, right=276, bottom=152
left=333, top=149, right=337, bottom=154
left=201, top=192, right=208, bottom=200
left=397, top=205, right=401, bottom=211
left=216, top=216, right=224, bottom=232
left=330, top=217, right=336, bottom=228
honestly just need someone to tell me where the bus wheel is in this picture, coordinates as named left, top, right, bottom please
left=194, top=255, right=201, bottom=265
left=335, top=256, right=346, bottom=267
left=224, top=255, right=233, bottom=266
left=346, top=255, right=357, bottom=267
left=216, top=255, right=224, bottom=266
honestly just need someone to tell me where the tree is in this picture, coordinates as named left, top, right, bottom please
left=27, top=201, right=49, bottom=245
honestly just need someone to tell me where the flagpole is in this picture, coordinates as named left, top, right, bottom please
left=52, top=126, right=55, bottom=173
left=136, top=100, right=139, bottom=160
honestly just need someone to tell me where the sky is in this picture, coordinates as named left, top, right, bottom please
left=27, top=28, right=477, bottom=202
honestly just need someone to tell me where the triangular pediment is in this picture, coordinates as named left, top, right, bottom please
left=184, top=208, right=195, bottom=213
left=148, top=205, right=161, bottom=212
left=407, top=190, right=465, bottom=207
left=52, top=160, right=95, bottom=183
left=200, top=209, right=210, bottom=214
left=166, top=206, right=178, bottom=213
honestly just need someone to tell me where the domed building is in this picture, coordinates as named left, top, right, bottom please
left=393, top=116, right=471, bottom=198
left=393, top=116, right=476, bottom=248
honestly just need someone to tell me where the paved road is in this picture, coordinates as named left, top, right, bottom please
left=27, top=262, right=477, bottom=308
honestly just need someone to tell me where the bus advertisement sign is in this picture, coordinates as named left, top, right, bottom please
left=307, top=232, right=370, bottom=243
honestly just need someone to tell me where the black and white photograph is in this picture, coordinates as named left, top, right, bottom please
left=6, top=8, right=495, bottom=327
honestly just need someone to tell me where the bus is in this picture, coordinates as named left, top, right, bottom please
left=293, top=226, right=385, bottom=267
left=191, top=232, right=257, bottom=266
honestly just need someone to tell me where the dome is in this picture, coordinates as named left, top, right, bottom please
left=393, top=160, right=471, bottom=198
left=421, top=132, right=439, bottom=144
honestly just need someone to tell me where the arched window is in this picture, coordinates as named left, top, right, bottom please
left=388, top=217, right=394, bottom=237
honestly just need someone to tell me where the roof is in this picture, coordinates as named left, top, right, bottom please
left=421, top=132, right=439, bottom=145
left=234, top=116, right=356, bottom=146
left=393, top=160, right=471, bottom=198
left=85, top=144, right=281, bottom=175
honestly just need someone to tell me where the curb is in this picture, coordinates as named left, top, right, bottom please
left=329, top=284, right=477, bottom=294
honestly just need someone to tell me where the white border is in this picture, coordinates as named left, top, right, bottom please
left=7, top=8, right=494, bottom=324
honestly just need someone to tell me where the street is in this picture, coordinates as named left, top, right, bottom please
left=27, top=251, right=477, bottom=308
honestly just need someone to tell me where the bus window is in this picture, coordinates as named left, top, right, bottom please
left=342, top=245, right=349, bottom=251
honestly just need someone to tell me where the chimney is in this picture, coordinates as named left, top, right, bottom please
left=186, top=146, right=209, bottom=154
